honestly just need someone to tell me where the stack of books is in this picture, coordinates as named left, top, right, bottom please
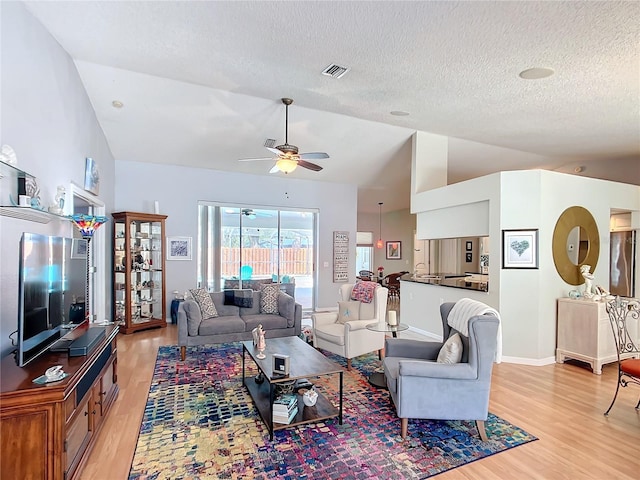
left=272, top=393, right=298, bottom=424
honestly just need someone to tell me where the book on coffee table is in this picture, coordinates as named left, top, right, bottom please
left=273, top=406, right=298, bottom=425
left=273, top=394, right=297, bottom=412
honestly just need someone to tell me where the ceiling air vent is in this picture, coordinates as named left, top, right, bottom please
left=264, top=138, right=277, bottom=148
left=322, top=64, right=350, bottom=79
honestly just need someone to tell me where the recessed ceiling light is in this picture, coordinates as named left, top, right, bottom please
left=112, top=100, right=124, bottom=108
left=390, top=111, right=410, bottom=116
left=518, top=67, right=555, bottom=80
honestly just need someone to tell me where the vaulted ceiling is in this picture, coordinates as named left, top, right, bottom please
left=23, top=1, right=640, bottom=213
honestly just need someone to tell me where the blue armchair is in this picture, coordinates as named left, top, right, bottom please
left=383, top=302, right=499, bottom=440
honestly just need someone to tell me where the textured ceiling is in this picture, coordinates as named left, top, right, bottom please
left=23, top=0, right=640, bottom=213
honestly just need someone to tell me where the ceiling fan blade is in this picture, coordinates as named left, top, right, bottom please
left=266, top=147, right=284, bottom=156
left=239, top=157, right=274, bottom=162
left=297, top=160, right=323, bottom=172
left=269, top=164, right=281, bottom=173
left=299, top=152, right=329, bottom=160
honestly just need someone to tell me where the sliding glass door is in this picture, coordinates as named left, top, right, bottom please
left=198, top=203, right=316, bottom=310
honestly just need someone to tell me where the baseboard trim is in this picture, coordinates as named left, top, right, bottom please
left=500, top=356, right=556, bottom=366
left=406, top=326, right=442, bottom=341
left=405, top=326, right=557, bottom=367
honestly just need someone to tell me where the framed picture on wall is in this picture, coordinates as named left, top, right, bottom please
left=71, top=238, right=87, bottom=259
left=83, top=157, right=100, bottom=195
left=167, top=236, right=192, bottom=261
left=466, top=252, right=473, bottom=262
left=466, top=241, right=473, bottom=251
left=386, top=241, right=402, bottom=260
left=502, top=229, right=538, bottom=269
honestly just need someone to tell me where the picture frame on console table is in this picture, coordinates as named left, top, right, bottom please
left=502, top=229, right=538, bottom=269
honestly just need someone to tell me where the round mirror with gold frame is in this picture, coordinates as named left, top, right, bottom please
left=552, top=206, right=599, bottom=285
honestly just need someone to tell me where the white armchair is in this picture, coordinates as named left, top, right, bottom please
left=312, top=283, right=389, bottom=369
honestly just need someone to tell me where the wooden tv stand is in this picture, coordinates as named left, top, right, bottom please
left=0, top=324, right=119, bottom=480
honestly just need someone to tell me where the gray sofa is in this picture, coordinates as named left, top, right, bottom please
left=177, top=289, right=302, bottom=360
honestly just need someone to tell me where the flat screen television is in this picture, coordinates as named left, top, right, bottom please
left=17, top=232, right=87, bottom=366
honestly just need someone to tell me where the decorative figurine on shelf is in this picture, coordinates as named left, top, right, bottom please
left=580, top=264, right=595, bottom=298
left=0, top=144, right=17, bottom=165
left=256, top=324, right=266, bottom=359
left=48, top=185, right=65, bottom=215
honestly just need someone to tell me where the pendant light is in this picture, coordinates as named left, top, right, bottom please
left=376, top=202, right=384, bottom=249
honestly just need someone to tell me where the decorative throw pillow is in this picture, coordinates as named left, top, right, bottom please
left=336, top=301, right=361, bottom=324
left=437, top=333, right=463, bottom=364
left=260, top=284, right=280, bottom=314
left=224, top=289, right=254, bottom=308
left=189, top=288, right=218, bottom=320
left=358, top=300, right=375, bottom=320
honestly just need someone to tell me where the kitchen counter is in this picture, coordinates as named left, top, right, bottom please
left=402, top=274, right=489, bottom=292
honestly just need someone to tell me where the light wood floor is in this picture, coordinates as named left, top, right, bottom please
left=80, top=324, right=640, bottom=480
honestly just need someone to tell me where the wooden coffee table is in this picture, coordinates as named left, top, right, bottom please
left=242, top=336, right=344, bottom=440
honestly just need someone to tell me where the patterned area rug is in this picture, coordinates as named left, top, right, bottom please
left=129, top=344, right=537, bottom=479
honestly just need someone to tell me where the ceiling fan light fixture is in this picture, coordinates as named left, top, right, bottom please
left=276, top=157, right=298, bottom=173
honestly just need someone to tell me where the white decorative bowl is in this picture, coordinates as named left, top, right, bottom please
left=302, top=389, right=318, bottom=407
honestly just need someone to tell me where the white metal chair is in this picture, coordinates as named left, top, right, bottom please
left=604, top=296, right=640, bottom=416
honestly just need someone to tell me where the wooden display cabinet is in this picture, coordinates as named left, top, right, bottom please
left=112, top=211, right=168, bottom=334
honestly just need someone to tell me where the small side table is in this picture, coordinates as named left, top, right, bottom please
left=365, top=322, right=409, bottom=338
left=170, top=298, right=185, bottom=324
left=365, top=322, right=409, bottom=388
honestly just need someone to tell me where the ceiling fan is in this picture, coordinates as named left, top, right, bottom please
left=239, top=98, right=329, bottom=173
left=240, top=208, right=272, bottom=219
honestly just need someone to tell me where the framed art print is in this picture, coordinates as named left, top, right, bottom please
left=84, top=157, right=100, bottom=195
left=502, top=229, right=538, bottom=269
left=71, top=238, right=87, bottom=259
left=167, top=236, right=192, bottom=261
left=386, top=241, right=401, bottom=260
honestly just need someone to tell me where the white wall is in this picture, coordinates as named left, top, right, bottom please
left=114, top=161, right=357, bottom=312
left=409, top=169, right=640, bottom=363
left=0, top=2, right=115, bottom=357
left=357, top=208, right=415, bottom=275
left=401, top=280, right=492, bottom=339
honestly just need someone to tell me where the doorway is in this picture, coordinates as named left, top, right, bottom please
left=198, top=203, right=317, bottom=311
left=66, top=183, right=107, bottom=323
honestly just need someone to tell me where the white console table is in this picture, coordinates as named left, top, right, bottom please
left=556, top=298, right=616, bottom=374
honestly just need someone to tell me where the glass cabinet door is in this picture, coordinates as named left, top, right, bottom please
left=113, top=212, right=167, bottom=334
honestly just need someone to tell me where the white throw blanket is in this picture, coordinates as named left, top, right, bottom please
left=447, top=298, right=502, bottom=363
